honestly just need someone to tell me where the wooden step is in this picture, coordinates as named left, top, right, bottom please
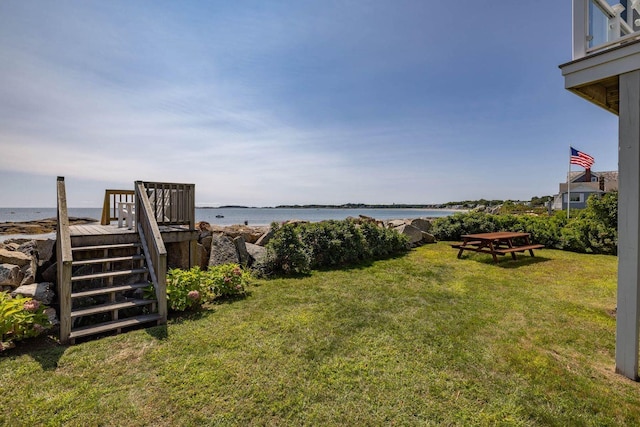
left=71, top=283, right=150, bottom=299
left=71, top=299, right=156, bottom=318
left=69, top=313, right=163, bottom=340
left=72, top=255, right=145, bottom=266
left=71, top=268, right=148, bottom=282
left=72, top=243, right=141, bottom=252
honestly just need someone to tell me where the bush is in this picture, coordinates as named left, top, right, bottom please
left=263, top=223, right=312, bottom=275
left=204, top=264, right=251, bottom=298
left=1, top=292, right=51, bottom=351
left=166, top=267, right=211, bottom=312
left=431, top=192, right=617, bottom=255
left=165, top=264, right=252, bottom=311
left=262, top=219, right=409, bottom=275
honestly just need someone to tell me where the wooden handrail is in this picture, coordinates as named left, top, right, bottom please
left=100, top=189, right=135, bottom=225
left=135, top=181, right=167, bottom=323
left=140, top=181, right=195, bottom=228
left=56, top=177, right=73, bottom=344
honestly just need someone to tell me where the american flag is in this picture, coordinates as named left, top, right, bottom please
left=570, top=147, right=594, bottom=169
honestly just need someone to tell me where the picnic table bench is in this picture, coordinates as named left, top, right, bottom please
left=451, top=232, right=544, bottom=263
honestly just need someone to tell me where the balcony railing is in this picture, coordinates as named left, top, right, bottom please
left=573, top=0, right=640, bottom=59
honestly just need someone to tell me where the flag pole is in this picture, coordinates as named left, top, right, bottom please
left=567, top=146, right=571, bottom=219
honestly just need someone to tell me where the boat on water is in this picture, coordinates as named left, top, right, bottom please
left=215, top=215, right=224, bottom=218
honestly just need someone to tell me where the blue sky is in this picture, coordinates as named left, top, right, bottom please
left=0, top=1, right=619, bottom=207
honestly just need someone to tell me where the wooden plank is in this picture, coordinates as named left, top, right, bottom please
left=70, top=301, right=156, bottom=318
left=69, top=314, right=162, bottom=340
left=71, top=267, right=148, bottom=282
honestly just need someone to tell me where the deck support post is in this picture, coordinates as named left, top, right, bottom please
left=616, top=69, right=640, bottom=380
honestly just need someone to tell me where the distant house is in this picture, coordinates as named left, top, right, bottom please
left=552, top=170, right=618, bottom=210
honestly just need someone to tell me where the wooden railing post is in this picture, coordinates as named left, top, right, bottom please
left=56, top=177, right=73, bottom=344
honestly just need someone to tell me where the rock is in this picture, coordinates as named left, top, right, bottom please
left=246, top=243, right=267, bottom=265
left=196, top=243, right=208, bottom=270
left=394, top=224, right=424, bottom=245
left=255, top=228, right=275, bottom=246
left=2, top=242, right=20, bottom=251
left=387, top=219, right=407, bottom=228
left=35, top=239, right=56, bottom=266
left=410, top=218, right=432, bottom=233
left=41, top=262, right=57, bottom=283
left=208, top=234, right=239, bottom=267
left=226, top=225, right=267, bottom=244
left=0, top=263, right=23, bottom=287
left=44, top=307, right=59, bottom=326
left=421, top=232, right=437, bottom=244
left=201, top=235, right=213, bottom=252
left=19, top=262, right=36, bottom=286
left=0, top=248, right=31, bottom=267
left=234, top=236, right=251, bottom=267
left=11, top=282, right=55, bottom=305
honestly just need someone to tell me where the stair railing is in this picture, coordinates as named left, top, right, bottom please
left=56, top=177, right=73, bottom=344
left=100, top=189, right=135, bottom=225
left=135, top=181, right=168, bottom=323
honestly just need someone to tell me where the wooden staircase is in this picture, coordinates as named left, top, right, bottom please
left=67, top=241, right=162, bottom=343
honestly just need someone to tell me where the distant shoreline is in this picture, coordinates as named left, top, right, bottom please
left=201, top=204, right=455, bottom=209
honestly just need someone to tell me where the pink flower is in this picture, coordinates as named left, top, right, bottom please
left=187, top=290, right=200, bottom=301
left=224, top=277, right=231, bottom=284
left=23, top=300, right=40, bottom=312
left=233, top=267, right=242, bottom=276
left=235, top=285, right=243, bottom=291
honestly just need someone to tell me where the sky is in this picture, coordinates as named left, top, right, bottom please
left=0, top=1, right=620, bottom=207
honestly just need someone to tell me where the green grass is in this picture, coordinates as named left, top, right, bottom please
left=1, top=243, right=638, bottom=426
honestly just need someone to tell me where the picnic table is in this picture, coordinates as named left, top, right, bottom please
left=451, top=231, right=544, bottom=263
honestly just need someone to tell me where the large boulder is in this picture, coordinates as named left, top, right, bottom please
left=246, top=243, right=267, bottom=265
left=255, top=228, right=275, bottom=247
left=16, top=239, right=55, bottom=266
left=421, top=232, right=437, bottom=244
left=387, top=219, right=407, bottom=228
left=41, top=262, right=57, bottom=283
left=234, top=236, right=251, bottom=267
left=11, top=282, right=55, bottom=305
left=208, top=234, right=239, bottom=267
left=201, top=235, right=213, bottom=252
left=410, top=218, right=432, bottom=233
left=196, top=243, right=208, bottom=270
left=0, top=248, right=31, bottom=267
left=0, top=263, right=23, bottom=287
left=394, top=224, right=424, bottom=245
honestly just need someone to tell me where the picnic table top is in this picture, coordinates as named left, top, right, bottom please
left=461, top=231, right=530, bottom=240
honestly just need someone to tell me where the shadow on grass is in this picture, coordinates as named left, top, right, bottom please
left=2, top=333, right=67, bottom=371
left=459, top=254, right=551, bottom=268
left=167, top=308, right=216, bottom=324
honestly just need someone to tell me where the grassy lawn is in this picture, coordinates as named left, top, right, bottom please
left=1, top=243, right=638, bottom=426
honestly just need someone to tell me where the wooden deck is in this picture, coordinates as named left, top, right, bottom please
left=70, top=222, right=198, bottom=246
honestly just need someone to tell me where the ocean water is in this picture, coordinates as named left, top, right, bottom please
left=0, top=207, right=457, bottom=227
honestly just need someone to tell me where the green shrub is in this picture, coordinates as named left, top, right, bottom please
left=166, top=267, right=210, bottom=312
left=165, top=264, right=252, bottom=312
left=204, top=264, right=251, bottom=298
left=263, top=219, right=409, bottom=275
left=1, top=292, right=51, bottom=351
left=263, top=223, right=312, bottom=275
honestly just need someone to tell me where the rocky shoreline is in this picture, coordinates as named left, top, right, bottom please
left=0, top=217, right=98, bottom=235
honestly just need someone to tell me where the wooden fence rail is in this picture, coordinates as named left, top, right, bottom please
left=100, top=189, right=135, bottom=225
